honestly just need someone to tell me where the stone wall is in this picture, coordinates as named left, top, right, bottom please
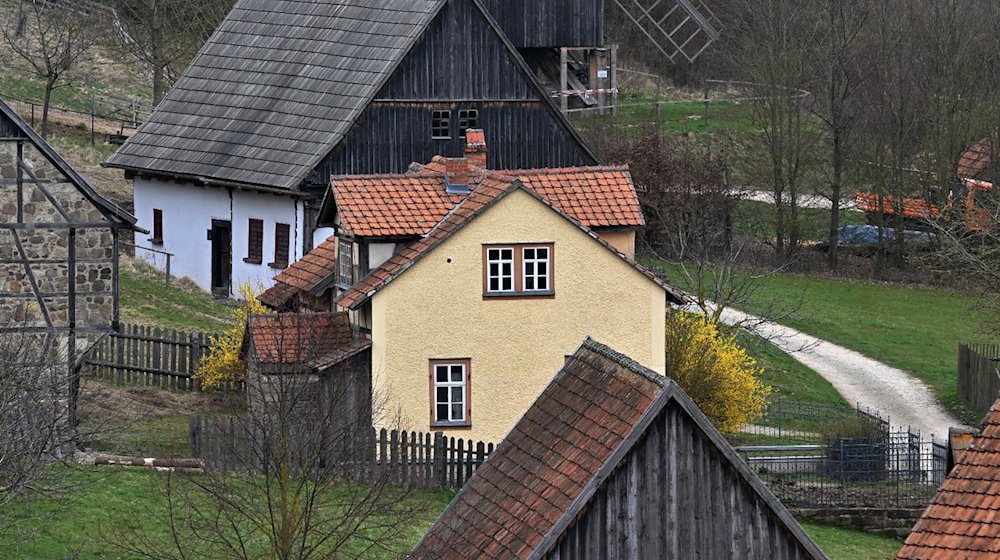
left=791, top=506, right=923, bottom=539
left=0, top=142, right=116, bottom=338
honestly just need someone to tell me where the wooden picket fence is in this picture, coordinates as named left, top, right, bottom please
left=83, top=323, right=219, bottom=391
left=188, top=414, right=495, bottom=489
left=957, top=342, right=1000, bottom=416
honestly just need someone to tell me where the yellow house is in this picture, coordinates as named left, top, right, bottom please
left=335, top=175, right=684, bottom=442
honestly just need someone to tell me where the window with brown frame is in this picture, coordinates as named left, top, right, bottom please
left=245, top=218, right=263, bottom=264
left=482, top=243, right=554, bottom=298
left=271, top=223, right=290, bottom=268
left=429, top=359, right=471, bottom=427
left=151, top=208, right=163, bottom=244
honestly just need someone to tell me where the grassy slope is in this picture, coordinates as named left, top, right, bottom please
left=735, top=199, right=866, bottom=243
left=802, top=522, right=902, bottom=560
left=3, top=467, right=452, bottom=560
left=744, top=273, right=986, bottom=424
left=119, top=258, right=234, bottom=332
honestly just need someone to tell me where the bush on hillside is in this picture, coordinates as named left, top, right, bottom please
left=664, top=310, right=770, bottom=433
left=193, top=283, right=267, bottom=389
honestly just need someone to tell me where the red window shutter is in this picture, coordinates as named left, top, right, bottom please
left=247, top=218, right=263, bottom=263
left=274, top=223, right=290, bottom=267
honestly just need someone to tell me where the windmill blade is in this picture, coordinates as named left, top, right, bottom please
left=612, top=0, right=722, bottom=64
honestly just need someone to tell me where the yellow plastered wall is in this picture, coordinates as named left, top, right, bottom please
left=596, top=229, right=636, bottom=259
left=370, top=189, right=666, bottom=443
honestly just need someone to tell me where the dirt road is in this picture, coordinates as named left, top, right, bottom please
left=719, top=307, right=965, bottom=438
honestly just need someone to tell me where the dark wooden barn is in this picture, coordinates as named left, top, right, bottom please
left=105, top=0, right=599, bottom=197
left=410, top=338, right=827, bottom=560
left=0, top=97, right=140, bottom=437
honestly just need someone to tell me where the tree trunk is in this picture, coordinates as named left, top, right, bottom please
left=41, top=79, right=54, bottom=138
left=827, top=129, right=843, bottom=268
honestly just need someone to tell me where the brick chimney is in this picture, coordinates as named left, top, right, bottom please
left=444, top=157, right=470, bottom=193
left=464, top=128, right=487, bottom=169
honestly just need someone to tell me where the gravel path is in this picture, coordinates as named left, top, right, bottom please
left=717, top=307, right=966, bottom=439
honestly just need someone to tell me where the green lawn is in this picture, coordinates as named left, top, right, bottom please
left=2, top=467, right=451, bottom=560
left=802, top=521, right=902, bottom=560
left=654, top=260, right=988, bottom=423
left=571, top=96, right=758, bottom=136
left=744, top=273, right=986, bottom=424
left=120, top=260, right=235, bottom=332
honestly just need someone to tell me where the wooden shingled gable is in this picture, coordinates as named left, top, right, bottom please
left=105, top=0, right=598, bottom=191
left=410, top=339, right=827, bottom=560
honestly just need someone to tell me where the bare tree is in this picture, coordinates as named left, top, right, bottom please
left=0, top=1, right=100, bottom=137
left=724, top=0, right=822, bottom=260
left=115, top=313, right=425, bottom=560
left=0, top=326, right=73, bottom=548
left=108, top=0, right=235, bottom=104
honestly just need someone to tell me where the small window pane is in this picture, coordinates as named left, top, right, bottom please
left=437, top=404, right=448, bottom=419
left=450, top=365, right=463, bottom=382
left=436, top=365, right=449, bottom=383
left=451, top=403, right=464, bottom=421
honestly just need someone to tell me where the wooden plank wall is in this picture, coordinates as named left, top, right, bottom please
left=84, top=323, right=216, bottom=391
left=957, top=342, right=1000, bottom=416
left=544, top=403, right=821, bottom=560
left=481, top=0, right=603, bottom=48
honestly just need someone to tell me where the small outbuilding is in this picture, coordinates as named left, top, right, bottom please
left=409, top=338, right=827, bottom=559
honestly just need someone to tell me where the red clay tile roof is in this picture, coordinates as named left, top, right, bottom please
left=243, top=312, right=369, bottom=369
left=330, top=173, right=466, bottom=237
left=410, top=338, right=826, bottom=559
left=331, top=161, right=643, bottom=236
left=268, top=235, right=339, bottom=296
left=958, top=134, right=997, bottom=180
left=410, top=339, right=663, bottom=559
left=257, top=281, right=298, bottom=310
left=854, top=192, right=940, bottom=220
left=334, top=179, right=685, bottom=310
left=896, top=400, right=1000, bottom=559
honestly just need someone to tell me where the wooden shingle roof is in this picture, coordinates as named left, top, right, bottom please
left=104, top=0, right=446, bottom=190
left=896, top=400, right=1000, bottom=559
left=410, top=338, right=827, bottom=559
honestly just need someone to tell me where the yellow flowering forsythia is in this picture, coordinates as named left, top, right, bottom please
left=664, top=310, right=771, bottom=434
left=194, top=283, right=268, bottom=389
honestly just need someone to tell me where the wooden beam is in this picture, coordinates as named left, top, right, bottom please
left=18, top=159, right=72, bottom=221
left=0, top=222, right=113, bottom=229
left=16, top=141, right=23, bottom=223
left=0, top=257, right=111, bottom=265
left=10, top=231, right=52, bottom=328
left=112, top=227, right=120, bottom=331
left=0, top=291, right=113, bottom=298
left=560, top=47, right=569, bottom=113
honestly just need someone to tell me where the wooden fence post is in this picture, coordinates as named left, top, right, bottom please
left=189, top=414, right=201, bottom=458
left=433, top=432, right=446, bottom=488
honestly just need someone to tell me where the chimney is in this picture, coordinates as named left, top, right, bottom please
left=464, top=128, right=487, bottom=170
left=444, top=157, right=470, bottom=193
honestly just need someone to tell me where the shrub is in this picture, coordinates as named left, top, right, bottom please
left=193, top=283, right=267, bottom=389
left=664, top=310, right=771, bottom=433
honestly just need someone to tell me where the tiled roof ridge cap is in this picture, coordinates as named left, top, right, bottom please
left=580, top=337, right=666, bottom=387
left=504, top=164, right=631, bottom=175
left=332, top=171, right=445, bottom=181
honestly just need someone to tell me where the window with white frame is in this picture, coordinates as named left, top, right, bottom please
left=522, top=246, right=549, bottom=292
left=431, top=360, right=470, bottom=426
left=486, top=247, right=514, bottom=293
left=483, top=243, right=554, bottom=296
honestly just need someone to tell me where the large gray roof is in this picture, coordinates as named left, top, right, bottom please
left=105, top=0, right=446, bottom=190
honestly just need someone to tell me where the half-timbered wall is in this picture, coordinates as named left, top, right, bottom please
left=310, top=0, right=594, bottom=183
left=0, top=142, right=117, bottom=346
left=545, top=401, right=821, bottom=560
left=481, top=0, right=603, bottom=48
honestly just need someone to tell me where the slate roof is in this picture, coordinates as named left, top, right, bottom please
left=334, top=178, right=686, bottom=309
left=409, top=338, right=826, bottom=559
left=104, top=0, right=446, bottom=190
left=896, top=400, right=1000, bottom=560
left=242, top=311, right=370, bottom=370
left=0, top=98, right=139, bottom=229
